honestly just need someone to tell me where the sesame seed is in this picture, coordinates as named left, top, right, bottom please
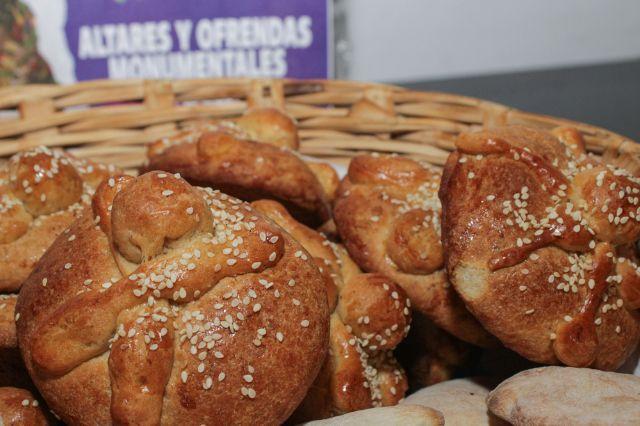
left=276, top=332, right=284, bottom=342
left=64, top=263, right=72, bottom=270
left=186, top=207, right=194, bottom=215
left=251, top=262, right=261, bottom=270
left=162, top=190, right=174, bottom=196
left=203, top=377, right=213, bottom=390
left=564, top=315, right=572, bottom=322
left=243, top=374, right=253, bottom=383
left=21, top=399, right=29, bottom=407
left=218, top=372, right=226, bottom=381
left=300, top=320, right=310, bottom=328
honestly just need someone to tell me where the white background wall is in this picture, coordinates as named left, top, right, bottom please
left=345, top=0, right=640, bottom=83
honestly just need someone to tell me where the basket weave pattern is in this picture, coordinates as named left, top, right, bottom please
left=0, top=78, right=637, bottom=168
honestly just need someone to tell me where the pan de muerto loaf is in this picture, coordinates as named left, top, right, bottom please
left=143, top=108, right=336, bottom=226
left=440, top=126, right=640, bottom=369
left=252, top=200, right=410, bottom=421
left=333, top=154, right=493, bottom=347
left=0, top=146, right=117, bottom=292
left=16, top=172, right=329, bottom=425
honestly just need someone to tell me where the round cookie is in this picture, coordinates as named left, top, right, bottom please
left=488, top=366, right=640, bottom=425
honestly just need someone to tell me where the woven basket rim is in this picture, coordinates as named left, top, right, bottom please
left=0, top=77, right=637, bottom=169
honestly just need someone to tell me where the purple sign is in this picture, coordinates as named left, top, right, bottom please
left=64, top=0, right=332, bottom=80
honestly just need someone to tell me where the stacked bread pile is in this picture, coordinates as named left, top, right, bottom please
left=2, top=105, right=640, bottom=425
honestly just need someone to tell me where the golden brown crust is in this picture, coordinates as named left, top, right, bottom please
left=252, top=199, right=410, bottom=422
left=235, top=107, right=299, bottom=150
left=0, top=387, right=48, bottom=425
left=16, top=172, right=329, bottom=425
left=0, top=294, right=17, bottom=350
left=440, top=126, right=640, bottom=369
left=144, top=108, right=332, bottom=226
left=307, top=162, right=340, bottom=204
left=0, top=147, right=117, bottom=292
left=333, top=154, right=494, bottom=347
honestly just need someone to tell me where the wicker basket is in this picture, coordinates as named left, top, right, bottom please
left=0, top=78, right=637, bottom=169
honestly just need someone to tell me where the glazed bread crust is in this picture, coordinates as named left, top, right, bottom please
left=252, top=199, right=410, bottom=421
left=16, top=172, right=329, bottom=425
left=0, top=387, right=48, bottom=425
left=440, top=126, right=640, bottom=369
left=333, top=154, right=493, bottom=347
left=144, top=108, right=334, bottom=226
left=0, top=146, right=117, bottom=292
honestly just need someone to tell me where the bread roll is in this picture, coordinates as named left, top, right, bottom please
left=253, top=199, right=411, bottom=421
left=16, top=172, right=329, bottom=425
left=333, top=154, right=493, bottom=346
left=0, top=146, right=117, bottom=292
left=144, top=108, right=335, bottom=226
left=440, top=126, right=640, bottom=369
